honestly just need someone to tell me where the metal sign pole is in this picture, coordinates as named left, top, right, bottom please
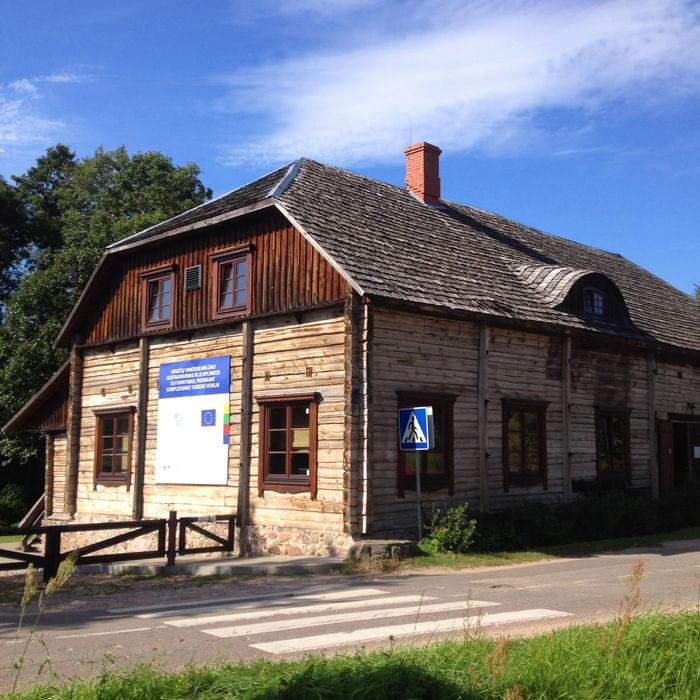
left=416, top=451, right=423, bottom=541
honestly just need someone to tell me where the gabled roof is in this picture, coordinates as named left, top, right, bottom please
left=59, top=157, right=700, bottom=353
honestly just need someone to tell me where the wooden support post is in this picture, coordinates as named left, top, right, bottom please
left=236, top=321, right=253, bottom=555
left=648, top=354, right=659, bottom=499
left=343, top=291, right=364, bottom=538
left=133, top=337, right=150, bottom=520
left=562, top=335, right=573, bottom=501
left=43, top=529, right=61, bottom=583
left=478, top=324, right=490, bottom=511
left=64, top=345, right=84, bottom=516
left=362, top=299, right=373, bottom=535
left=45, top=434, right=54, bottom=518
left=167, top=510, right=177, bottom=566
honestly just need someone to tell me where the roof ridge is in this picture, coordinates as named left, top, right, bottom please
left=268, top=158, right=306, bottom=198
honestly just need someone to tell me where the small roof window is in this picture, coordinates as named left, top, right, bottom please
left=583, top=287, right=605, bottom=318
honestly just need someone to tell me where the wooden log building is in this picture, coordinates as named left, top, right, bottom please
left=5, top=143, right=700, bottom=555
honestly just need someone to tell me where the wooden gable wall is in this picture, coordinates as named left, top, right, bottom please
left=78, top=210, right=347, bottom=347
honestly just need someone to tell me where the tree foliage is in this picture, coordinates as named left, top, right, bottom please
left=0, top=145, right=212, bottom=516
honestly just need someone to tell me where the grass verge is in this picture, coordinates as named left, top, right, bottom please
left=5, top=611, right=700, bottom=699
left=0, top=533, right=22, bottom=543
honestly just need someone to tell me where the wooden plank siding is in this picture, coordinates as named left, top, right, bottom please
left=569, top=345, right=649, bottom=488
left=76, top=345, right=141, bottom=516
left=248, top=311, right=347, bottom=537
left=654, top=362, right=700, bottom=419
left=367, top=306, right=670, bottom=534
left=50, top=435, right=68, bottom=515
left=369, top=309, right=480, bottom=534
left=69, top=308, right=348, bottom=539
left=79, top=211, right=346, bottom=346
left=486, top=328, right=564, bottom=508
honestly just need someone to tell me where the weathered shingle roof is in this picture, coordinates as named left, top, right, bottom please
left=98, top=157, right=700, bottom=353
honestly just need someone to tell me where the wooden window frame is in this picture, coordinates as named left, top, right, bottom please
left=93, top=406, right=136, bottom=488
left=397, top=391, right=456, bottom=498
left=583, top=286, right=606, bottom=319
left=595, top=407, right=631, bottom=484
left=140, top=265, right=176, bottom=332
left=210, top=245, right=252, bottom=320
left=502, top=399, right=548, bottom=491
left=256, top=393, right=319, bottom=498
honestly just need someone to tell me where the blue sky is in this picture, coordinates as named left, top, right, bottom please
left=1, top=0, right=699, bottom=293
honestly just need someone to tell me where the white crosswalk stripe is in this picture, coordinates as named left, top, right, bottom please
left=164, top=594, right=445, bottom=628
left=108, top=587, right=570, bottom=657
left=203, top=599, right=500, bottom=638
left=251, top=609, right=571, bottom=655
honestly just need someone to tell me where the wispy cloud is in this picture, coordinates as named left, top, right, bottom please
left=216, top=0, right=700, bottom=166
left=0, top=68, right=97, bottom=172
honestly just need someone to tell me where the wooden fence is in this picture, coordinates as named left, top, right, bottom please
left=0, top=511, right=236, bottom=582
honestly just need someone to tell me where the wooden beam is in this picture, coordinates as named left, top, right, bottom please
left=45, top=434, right=54, bottom=518
left=648, top=354, right=659, bottom=499
left=562, top=335, right=572, bottom=501
left=343, top=290, right=364, bottom=537
left=64, top=346, right=83, bottom=516
left=478, top=324, right=490, bottom=511
left=132, top=337, right=150, bottom=520
left=236, top=320, right=254, bottom=553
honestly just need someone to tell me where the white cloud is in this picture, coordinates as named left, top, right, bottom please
left=9, top=79, right=39, bottom=96
left=216, top=0, right=700, bottom=166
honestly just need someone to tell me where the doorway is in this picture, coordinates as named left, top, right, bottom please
left=659, top=417, right=700, bottom=493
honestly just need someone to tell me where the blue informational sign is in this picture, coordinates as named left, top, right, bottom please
left=398, top=406, right=434, bottom=451
left=159, top=357, right=230, bottom=399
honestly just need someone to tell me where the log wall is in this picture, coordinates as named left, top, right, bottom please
left=369, top=309, right=480, bottom=534
left=50, top=434, right=68, bottom=515
left=569, top=344, right=649, bottom=487
left=247, top=310, right=349, bottom=555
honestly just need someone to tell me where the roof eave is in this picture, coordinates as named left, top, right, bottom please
left=2, top=360, right=70, bottom=433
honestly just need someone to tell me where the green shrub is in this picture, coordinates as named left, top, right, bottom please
left=472, top=485, right=700, bottom=552
left=423, top=503, right=477, bottom=553
left=0, top=483, right=26, bottom=526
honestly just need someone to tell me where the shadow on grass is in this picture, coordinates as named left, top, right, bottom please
left=257, top=656, right=473, bottom=700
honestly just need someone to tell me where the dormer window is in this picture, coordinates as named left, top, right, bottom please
left=583, top=287, right=605, bottom=318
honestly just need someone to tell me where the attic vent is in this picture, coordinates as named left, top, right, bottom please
left=184, top=265, right=202, bottom=291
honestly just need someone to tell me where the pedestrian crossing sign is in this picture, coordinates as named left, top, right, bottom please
left=398, top=406, right=434, bottom=451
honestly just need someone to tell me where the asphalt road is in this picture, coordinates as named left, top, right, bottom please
left=1, top=539, right=699, bottom=691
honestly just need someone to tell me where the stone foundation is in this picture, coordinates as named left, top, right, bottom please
left=241, top=524, right=352, bottom=557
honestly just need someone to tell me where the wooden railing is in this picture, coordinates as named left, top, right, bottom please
left=0, top=511, right=236, bottom=582
left=17, top=493, right=46, bottom=552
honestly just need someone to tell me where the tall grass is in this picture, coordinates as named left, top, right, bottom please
left=5, top=610, right=700, bottom=699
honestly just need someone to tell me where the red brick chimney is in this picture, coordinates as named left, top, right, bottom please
left=404, top=142, right=442, bottom=205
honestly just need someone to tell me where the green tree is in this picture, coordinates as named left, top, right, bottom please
left=0, top=176, right=29, bottom=307
left=694, top=284, right=700, bottom=302
left=0, top=146, right=212, bottom=518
